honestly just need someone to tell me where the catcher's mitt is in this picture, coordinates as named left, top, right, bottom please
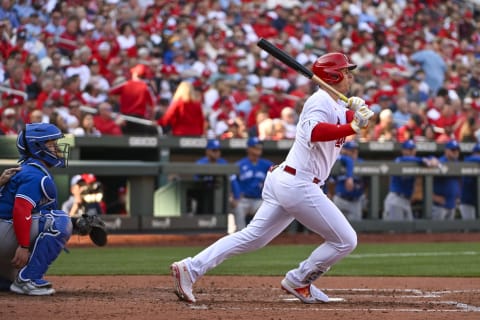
left=75, top=213, right=108, bottom=246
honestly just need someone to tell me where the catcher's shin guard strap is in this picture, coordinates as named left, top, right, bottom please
left=19, top=211, right=72, bottom=281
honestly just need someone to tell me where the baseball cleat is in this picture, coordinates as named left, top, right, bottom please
left=281, top=278, right=328, bottom=303
left=171, top=261, right=196, bottom=303
left=10, top=277, right=55, bottom=296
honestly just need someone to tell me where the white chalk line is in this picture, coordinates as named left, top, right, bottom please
left=347, top=251, right=479, bottom=258
left=183, top=287, right=480, bottom=313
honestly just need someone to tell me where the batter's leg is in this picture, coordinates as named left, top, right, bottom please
left=284, top=190, right=357, bottom=287
left=186, top=201, right=293, bottom=282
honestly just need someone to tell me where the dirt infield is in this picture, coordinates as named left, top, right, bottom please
left=1, top=232, right=480, bottom=320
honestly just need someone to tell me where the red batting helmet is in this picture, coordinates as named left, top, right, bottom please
left=311, top=53, right=357, bottom=84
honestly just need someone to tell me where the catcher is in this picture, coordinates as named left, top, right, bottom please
left=0, top=123, right=72, bottom=295
left=61, top=174, right=108, bottom=246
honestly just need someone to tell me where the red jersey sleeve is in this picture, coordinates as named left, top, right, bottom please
left=12, top=197, right=34, bottom=247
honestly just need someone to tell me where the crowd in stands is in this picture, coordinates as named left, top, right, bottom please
left=0, top=0, right=479, bottom=145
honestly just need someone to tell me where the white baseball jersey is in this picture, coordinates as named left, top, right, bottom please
left=285, top=88, right=348, bottom=183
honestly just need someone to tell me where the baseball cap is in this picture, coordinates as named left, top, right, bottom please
left=343, top=141, right=358, bottom=150
left=401, top=140, right=416, bottom=150
left=206, top=139, right=220, bottom=150
left=472, top=143, right=480, bottom=153
left=445, top=140, right=460, bottom=150
left=247, top=136, right=262, bottom=147
left=2, top=108, right=15, bottom=118
left=70, top=174, right=84, bottom=186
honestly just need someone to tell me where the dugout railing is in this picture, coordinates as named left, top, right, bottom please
left=1, top=136, right=480, bottom=233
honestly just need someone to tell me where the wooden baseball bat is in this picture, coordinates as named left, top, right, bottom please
left=257, top=38, right=349, bottom=103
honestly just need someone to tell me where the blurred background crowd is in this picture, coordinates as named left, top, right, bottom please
left=0, top=0, right=479, bottom=144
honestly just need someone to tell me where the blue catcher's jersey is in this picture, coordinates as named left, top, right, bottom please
left=0, top=159, right=58, bottom=219
left=389, top=155, right=426, bottom=198
left=461, top=154, right=480, bottom=205
left=334, top=155, right=365, bottom=200
left=433, top=155, right=461, bottom=209
left=232, top=157, right=273, bottom=199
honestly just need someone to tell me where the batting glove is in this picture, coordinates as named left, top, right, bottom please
left=351, top=106, right=374, bottom=132
left=347, top=96, right=366, bottom=111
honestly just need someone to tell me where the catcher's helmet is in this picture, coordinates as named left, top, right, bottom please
left=16, top=123, right=70, bottom=168
left=312, top=53, right=357, bottom=84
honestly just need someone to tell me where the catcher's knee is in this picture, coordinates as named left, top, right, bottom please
left=41, top=210, right=73, bottom=245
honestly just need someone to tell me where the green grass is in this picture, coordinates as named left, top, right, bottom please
left=49, top=242, right=480, bottom=277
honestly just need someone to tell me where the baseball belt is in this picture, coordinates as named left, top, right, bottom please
left=269, top=165, right=321, bottom=184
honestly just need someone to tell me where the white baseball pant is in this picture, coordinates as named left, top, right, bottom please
left=184, top=165, right=357, bottom=287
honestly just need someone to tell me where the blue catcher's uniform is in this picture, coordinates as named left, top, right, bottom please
left=231, top=156, right=273, bottom=231
left=0, top=123, right=71, bottom=295
left=383, top=155, right=428, bottom=221
left=459, top=153, right=480, bottom=220
left=0, top=160, right=71, bottom=293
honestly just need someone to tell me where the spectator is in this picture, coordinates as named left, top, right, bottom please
left=373, top=109, right=396, bottom=141
left=231, top=137, right=273, bottom=232
left=158, top=80, right=205, bottom=137
left=396, top=113, right=424, bottom=143
left=392, top=97, right=411, bottom=129
left=43, top=10, right=65, bottom=39
left=280, top=107, right=297, bottom=139
left=459, top=143, right=480, bottom=220
left=72, top=112, right=101, bottom=137
left=109, top=63, right=156, bottom=135
left=409, top=42, right=447, bottom=96
left=116, top=22, right=136, bottom=56
left=432, top=140, right=461, bottom=220
left=28, top=109, right=43, bottom=123
left=65, top=50, right=91, bottom=90
left=57, top=15, right=80, bottom=57
left=0, top=1, right=20, bottom=29
left=0, top=107, right=17, bottom=135
left=93, top=101, right=124, bottom=136
left=405, top=73, right=429, bottom=104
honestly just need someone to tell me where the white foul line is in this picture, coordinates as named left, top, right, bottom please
left=347, top=251, right=479, bottom=258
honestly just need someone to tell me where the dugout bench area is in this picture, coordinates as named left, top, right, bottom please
left=1, top=135, right=480, bottom=234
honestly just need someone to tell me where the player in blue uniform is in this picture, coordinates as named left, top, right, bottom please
left=0, top=123, right=72, bottom=295
left=188, top=139, right=230, bottom=214
left=231, top=136, right=273, bottom=231
left=432, top=140, right=462, bottom=220
left=459, top=143, right=480, bottom=220
left=332, top=141, right=366, bottom=221
left=383, top=140, right=438, bottom=220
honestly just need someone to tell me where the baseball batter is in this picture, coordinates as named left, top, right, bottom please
left=0, top=123, right=72, bottom=295
left=171, top=52, right=374, bottom=303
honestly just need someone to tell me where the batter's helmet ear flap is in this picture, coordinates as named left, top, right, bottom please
left=312, top=53, right=357, bottom=85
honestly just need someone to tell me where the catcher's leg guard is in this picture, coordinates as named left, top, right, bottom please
left=18, top=210, right=72, bottom=281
